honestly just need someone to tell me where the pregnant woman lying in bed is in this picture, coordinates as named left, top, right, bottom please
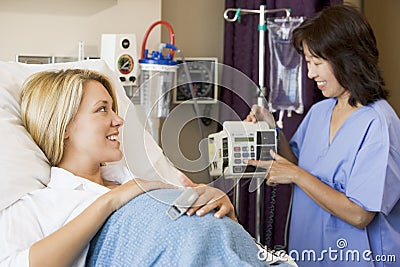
left=2, top=69, right=294, bottom=266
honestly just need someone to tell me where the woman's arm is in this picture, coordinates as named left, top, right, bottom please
left=291, top=163, right=375, bottom=229
left=247, top=152, right=375, bottom=229
left=29, top=179, right=174, bottom=267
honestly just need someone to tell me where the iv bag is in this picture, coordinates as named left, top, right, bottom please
left=267, top=17, right=304, bottom=115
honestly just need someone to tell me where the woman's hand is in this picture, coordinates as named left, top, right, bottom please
left=245, top=104, right=275, bottom=127
left=187, top=184, right=236, bottom=221
left=105, top=178, right=176, bottom=211
left=246, top=150, right=303, bottom=186
left=178, top=172, right=236, bottom=221
left=188, top=184, right=236, bottom=220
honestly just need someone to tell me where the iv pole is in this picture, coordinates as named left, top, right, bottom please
left=223, top=5, right=291, bottom=243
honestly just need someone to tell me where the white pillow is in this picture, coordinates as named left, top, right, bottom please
left=0, top=59, right=182, bottom=211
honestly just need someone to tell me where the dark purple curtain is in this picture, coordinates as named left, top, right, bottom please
left=219, top=0, right=343, bottom=249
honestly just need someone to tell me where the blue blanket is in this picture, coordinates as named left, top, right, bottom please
left=86, top=189, right=290, bottom=267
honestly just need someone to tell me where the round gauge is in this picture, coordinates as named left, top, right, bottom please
left=177, top=60, right=215, bottom=101
left=117, top=54, right=134, bottom=75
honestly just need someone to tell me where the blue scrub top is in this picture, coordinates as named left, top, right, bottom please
left=288, top=98, right=400, bottom=267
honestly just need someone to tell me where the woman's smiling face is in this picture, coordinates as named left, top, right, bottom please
left=303, top=42, right=347, bottom=99
left=63, top=80, right=124, bottom=166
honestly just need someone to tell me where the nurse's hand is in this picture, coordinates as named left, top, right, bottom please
left=245, top=104, right=275, bottom=128
left=178, top=172, right=237, bottom=221
left=246, top=150, right=304, bottom=186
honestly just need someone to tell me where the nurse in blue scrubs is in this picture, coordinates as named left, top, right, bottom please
left=246, top=5, right=400, bottom=267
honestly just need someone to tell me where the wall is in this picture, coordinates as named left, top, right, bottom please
left=342, top=0, right=399, bottom=115
left=344, top=0, right=362, bottom=8
left=363, top=0, right=400, bottom=115
left=161, top=0, right=225, bottom=183
left=161, top=0, right=225, bottom=61
left=0, top=0, right=162, bottom=61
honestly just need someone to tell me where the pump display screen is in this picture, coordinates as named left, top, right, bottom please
left=234, top=137, right=254, bottom=142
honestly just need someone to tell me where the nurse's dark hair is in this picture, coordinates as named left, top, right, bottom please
left=292, top=5, right=388, bottom=106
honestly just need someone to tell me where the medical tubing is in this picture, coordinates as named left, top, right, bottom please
left=274, top=184, right=294, bottom=251
left=265, top=186, right=277, bottom=248
left=177, top=49, right=211, bottom=183
left=266, top=128, right=292, bottom=251
left=141, top=20, right=175, bottom=59
left=266, top=175, right=293, bottom=251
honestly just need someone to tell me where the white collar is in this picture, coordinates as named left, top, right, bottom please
left=48, top=167, right=110, bottom=195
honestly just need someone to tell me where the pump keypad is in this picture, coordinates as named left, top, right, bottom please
left=232, top=144, right=256, bottom=173
left=232, top=130, right=277, bottom=173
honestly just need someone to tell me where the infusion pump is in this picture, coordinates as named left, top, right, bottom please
left=208, top=121, right=277, bottom=178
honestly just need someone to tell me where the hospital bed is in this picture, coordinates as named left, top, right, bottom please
left=0, top=59, right=295, bottom=266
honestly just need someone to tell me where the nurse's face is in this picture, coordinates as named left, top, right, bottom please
left=303, top=42, right=347, bottom=99
left=64, top=80, right=124, bottom=166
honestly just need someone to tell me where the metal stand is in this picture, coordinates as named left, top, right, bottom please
left=232, top=177, right=265, bottom=243
left=254, top=177, right=265, bottom=242
left=233, top=180, right=241, bottom=217
left=224, top=5, right=291, bottom=244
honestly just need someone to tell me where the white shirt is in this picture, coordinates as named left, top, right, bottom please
left=0, top=164, right=133, bottom=267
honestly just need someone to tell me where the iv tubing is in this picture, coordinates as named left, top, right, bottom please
left=141, top=20, right=175, bottom=59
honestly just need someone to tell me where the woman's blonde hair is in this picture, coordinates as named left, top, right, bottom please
left=20, top=69, right=118, bottom=166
